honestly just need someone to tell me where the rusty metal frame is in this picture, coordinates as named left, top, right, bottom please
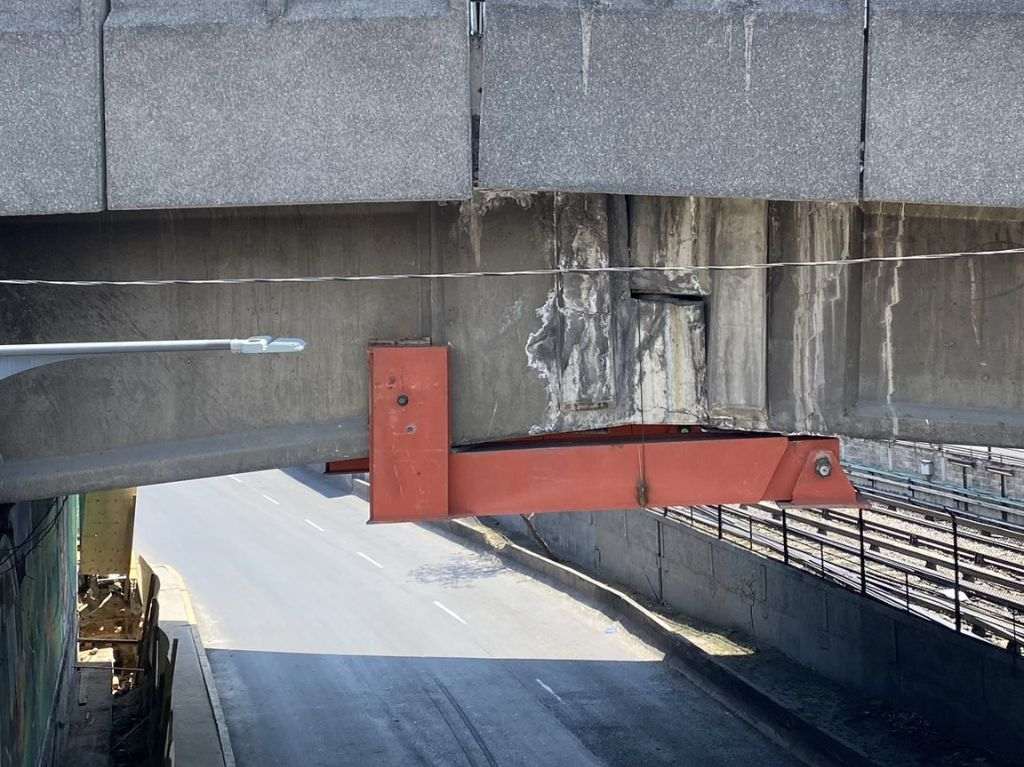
left=353, top=345, right=859, bottom=523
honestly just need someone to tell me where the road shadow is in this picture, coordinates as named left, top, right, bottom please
left=204, top=649, right=790, bottom=767
left=280, top=465, right=354, bottom=500
left=406, top=552, right=507, bottom=588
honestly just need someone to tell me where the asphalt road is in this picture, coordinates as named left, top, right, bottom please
left=136, top=467, right=797, bottom=767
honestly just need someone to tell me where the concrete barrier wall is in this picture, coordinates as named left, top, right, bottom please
left=489, top=509, right=1024, bottom=763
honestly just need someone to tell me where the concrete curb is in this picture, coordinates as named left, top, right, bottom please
left=427, top=518, right=875, bottom=767
left=160, top=565, right=236, bottom=767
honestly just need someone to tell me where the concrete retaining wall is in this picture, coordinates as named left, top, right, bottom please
left=843, top=437, right=1024, bottom=523
left=489, top=509, right=1024, bottom=764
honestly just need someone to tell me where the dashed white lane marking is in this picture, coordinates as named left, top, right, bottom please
left=357, top=551, right=384, bottom=569
left=433, top=600, right=468, bottom=625
left=536, top=679, right=564, bottom=704
left=262, top=494, right=280, bottom=505
left=304, top=519, right=326, bottom=532
left=229, top=476, right=243, bottom=484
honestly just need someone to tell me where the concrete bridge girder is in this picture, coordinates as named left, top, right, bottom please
left=769, top=202, right=1024, bottom=446
left=2, top=194, right=1024, bottom=501
left=0, top=195, right=648, bottom=500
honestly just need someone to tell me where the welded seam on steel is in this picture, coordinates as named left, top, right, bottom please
left=2, top=247, right=1022, bottom=287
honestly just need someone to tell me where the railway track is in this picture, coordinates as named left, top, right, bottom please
left=659, top=471, right=1024, bottom=654
left=847, top=464, right=1024, bottom=525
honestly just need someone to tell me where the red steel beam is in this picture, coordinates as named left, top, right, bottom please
left=366, top=345, right=859, bottom=523
left=325, top=457, right=370, bottom=474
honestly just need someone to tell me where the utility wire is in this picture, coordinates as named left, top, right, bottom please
left=0, top=497, right=68, bottom=577
left=0, top=246, right=1021, bottom=287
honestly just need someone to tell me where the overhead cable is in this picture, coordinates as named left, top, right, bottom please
left=1, top=246, right=1022, bottom=287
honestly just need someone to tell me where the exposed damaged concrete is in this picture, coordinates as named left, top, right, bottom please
left=525, top=194, right=616, bottom=427
left=630, top=196, right=767, bottom=430
left=635, top=298, right=707, bottom=423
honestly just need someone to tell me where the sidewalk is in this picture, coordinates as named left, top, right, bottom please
left=153, top=564, right=235, bottom=767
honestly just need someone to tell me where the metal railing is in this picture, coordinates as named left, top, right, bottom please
left=659, top=498, right=1024, bottom=654
left=846, top=463, right=1024, bottom=524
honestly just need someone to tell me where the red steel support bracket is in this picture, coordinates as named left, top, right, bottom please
left=362, top=345, right=858, bottom=523
left=368, top=344, right=450, bottom=523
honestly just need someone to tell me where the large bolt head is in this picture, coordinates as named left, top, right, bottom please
left=815, top=456, right=833, bottom=478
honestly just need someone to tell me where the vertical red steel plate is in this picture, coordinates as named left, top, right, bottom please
left=369, top=346, right=449, bottom=523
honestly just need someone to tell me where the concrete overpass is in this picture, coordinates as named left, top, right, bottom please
left=3, top=1, right=1024, bottom=502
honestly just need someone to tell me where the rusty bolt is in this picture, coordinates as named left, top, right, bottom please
left=815, top=456, right=833, bottom=478
left=397, top=394, right=409, bottom=406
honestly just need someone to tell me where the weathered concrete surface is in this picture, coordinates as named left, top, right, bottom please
left=103, top=0, right=471, bottom=209
left=767, top=201, right=862, bottom=436
left=8, top=1, right=1024, bottom=215
left=0, top=194, right=712, bottom=500
left=630, top=197, right=767, bottom=429
left=0, top=1, right=105, bottom=215
left=767, top=201, right=1024, bottom=448
left=479, top=0, right=864, bottom=201
left=0, top=197, right=649, bottom=500
left=0, top=204, right=437, bottom=500
left=853, top=204, right=1024, bottom=443
left=5, top=194, right=1024, bottom=499
left=865, top=2, right=1024, bottom=207
left=489, top=509, right=1024, bottom=765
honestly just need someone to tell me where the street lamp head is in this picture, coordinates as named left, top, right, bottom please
left=230, top=337, right=307, bottom=354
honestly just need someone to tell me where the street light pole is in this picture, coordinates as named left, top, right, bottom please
left=0, top=336, right=306, bottom=382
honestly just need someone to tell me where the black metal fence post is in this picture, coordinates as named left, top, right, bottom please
left=858, top=507, right=867, bottom=595
left=905, top=572, right=911, bottom=612
left=717, top=505, right=723, bottom=539
left=782, top=509, right=790, bottom=565
left=819, top=541, right=825, bottom=575
left=951, top=513, right=962, bottom=633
